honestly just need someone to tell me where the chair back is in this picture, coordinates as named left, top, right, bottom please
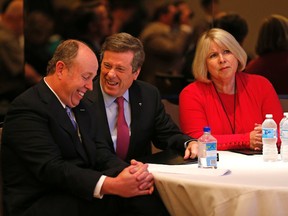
left=0, top=125, right=3, bottom=216
left=279, top=95, right=288, bottom=111
left=161, top=99, right=180, bottom=127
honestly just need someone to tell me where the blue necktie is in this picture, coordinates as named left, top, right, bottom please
left=65, top=106, right=77, bottom=130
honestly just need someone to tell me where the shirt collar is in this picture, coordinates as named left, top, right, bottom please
left=43, top=77, right=66, bottom=108
left=100, top=85, right=129, bottom=108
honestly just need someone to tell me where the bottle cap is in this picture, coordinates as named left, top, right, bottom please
left=203, top=126, right=211, bottom=132
left=265, top=114, right=273, bottom=118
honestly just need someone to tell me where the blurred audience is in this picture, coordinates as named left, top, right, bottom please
left=200, top=0, right=225, bottom=20
left=24, top=0, right=55, bottom=17
left=173, top=0, right=196, bottom=81
left=213, top=12, right=252, bottom=63
left=173, top=0, right=194, bottom=28
left=213, top=13, right=248, bottom=47
left=0, top=0, right=26, bottom=122
left=245, top=14, right=288, bottom=95
left=109, top=0, right=147, bottom=37
left=25, top=10, right=60, bottom=86
left=53, top=6, right=75, bottom=40
left=69, top=0, right=112, bottom=59
left=182, top=0, right=226, bottom=81
left=138, top=1, right=193, bottom=95
left=191, top=0, right=226, bottom=47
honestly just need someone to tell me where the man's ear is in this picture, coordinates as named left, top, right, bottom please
left=133, top=68, right=141, bottom=80
left=55, top=61, right=65, bottom=79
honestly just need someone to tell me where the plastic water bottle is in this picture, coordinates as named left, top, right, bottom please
left=279, top=112, right=288, bottom=131
left=262, top=114, right=278, bottom=162
left=279, top=112, right=288, bottom=141
left=198, top=126, right=217, bottom=168
left=280, top=112, right=288, bottom=162
left=279, top=112, right=288, bottom=140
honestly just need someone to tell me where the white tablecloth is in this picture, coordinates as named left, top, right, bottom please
left=148, top=151, right=288, bottom=216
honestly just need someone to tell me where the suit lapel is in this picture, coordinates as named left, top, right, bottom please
left=86, top=79, right=115, bottom=151
left=37, top=81, right=89, bottom=164
left=73, top=104, right=91, bottom=164
left=128, top=82, right=143, bottom=155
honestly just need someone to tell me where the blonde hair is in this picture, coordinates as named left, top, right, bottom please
left=193, top=28, right=247, bottom=83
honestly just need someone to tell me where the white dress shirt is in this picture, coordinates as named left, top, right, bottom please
left=44, top=78, right=105, bottom=198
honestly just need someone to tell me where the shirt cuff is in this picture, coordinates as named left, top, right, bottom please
left=184, top=139, right=198, bottom=148
left=93, top=175, right=106, bottom=199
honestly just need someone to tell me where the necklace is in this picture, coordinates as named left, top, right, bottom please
left=213, top=80, right=237, bottom=134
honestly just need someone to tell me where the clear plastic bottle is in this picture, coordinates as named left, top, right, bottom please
left=279, top=112, right=288, bottom=141
left=198, top=126, right=217, bottom=168
left=280, top=112, right=288, bottom=162
left=262, top=114, right=278, bottom=162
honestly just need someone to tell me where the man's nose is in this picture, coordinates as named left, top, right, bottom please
left=85, top=80, right=93, bottom=91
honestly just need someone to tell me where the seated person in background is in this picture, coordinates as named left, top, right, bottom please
left=24, top=10, right=58, bottom=86
left=69, top=0, right=112, bottom=59
left=1, top=39, right=168, bottom=216
left=179, top=28, right=283, bottom=151
left=245, top=14, right=288, bottom=95
left=84, top=32, right=198, bottom=162
left=190, top=0, right=226, bottom=50
left=0, top=0, right=26, bottom=121
left=213, top=12, right=252, bottom=63
left=182, top=0, right=225, bottom=81
left=138, top=1, right=193, bottom=86
left=213, top=13, right=248, bottom=46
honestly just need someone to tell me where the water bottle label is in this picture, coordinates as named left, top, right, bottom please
left=282, top=130, right=288, bottom=139
left=262, top=128, right=277, bottom=138
left=206, top=142, right=217, bottom=167
left=206, top=156, right=217, bottom=167
left=206, top=142, right=217, bottom=151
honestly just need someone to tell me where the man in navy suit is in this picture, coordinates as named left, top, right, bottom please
left=1, top=39, right=168, bottom=216
left=85, top=32, right=198, bottom=162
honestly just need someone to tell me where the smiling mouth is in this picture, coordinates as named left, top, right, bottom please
left=78, top=91, right=85, bottom=97
left=107, top=80, right=119, bottom=86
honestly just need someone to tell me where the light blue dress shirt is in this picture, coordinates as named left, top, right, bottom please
left=101, top=89, right=131, bottom=151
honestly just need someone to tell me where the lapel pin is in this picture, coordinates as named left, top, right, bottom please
left=139, top=103, right=142, bottom=106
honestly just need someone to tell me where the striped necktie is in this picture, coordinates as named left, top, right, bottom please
left=65, top=106, right=77, bottom=130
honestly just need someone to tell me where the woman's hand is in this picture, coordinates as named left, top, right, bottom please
left=250, top=123, right=262, bottom=150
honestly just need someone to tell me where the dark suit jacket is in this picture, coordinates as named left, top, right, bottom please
left=84, top=79, right=192, bottom=162
left=1, top=80, right=127, bottom=216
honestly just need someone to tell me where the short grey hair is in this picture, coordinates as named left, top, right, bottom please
left=100, top=32, right=145, bottom=73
